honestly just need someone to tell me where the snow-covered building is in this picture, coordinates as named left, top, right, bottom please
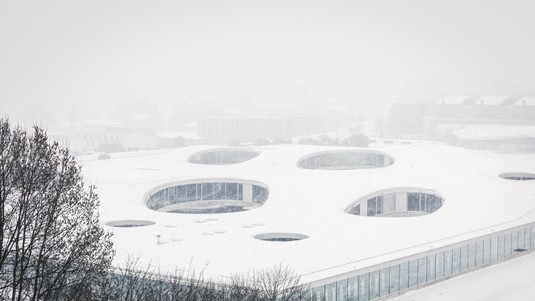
left=79, top=144, right=535, bottom=300
left=452, top=124, right=535, bottom=153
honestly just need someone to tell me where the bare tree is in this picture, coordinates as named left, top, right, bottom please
left=0, top=119, right=114, bottom=301
left=231, top=265, right=311, bottom=301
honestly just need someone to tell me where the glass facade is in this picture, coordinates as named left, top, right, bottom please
left=310, top=224, right=535, bottom=300
left=298, top=152, right=393, bottom=170
left=351, top=190, right=443, bottom=217
left=189, top=150, right=259, bottom=165
left=146, top=181, right=268, bottom=210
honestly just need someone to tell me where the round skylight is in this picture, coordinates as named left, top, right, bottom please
left=254, top=233, right=309, bottom=242
left=146, top=179, right=269, bottom=214
left=105, top=220, right=156, bottom=228
left=297, top=150, right=394, bottom=170
left=499, top=172, right=535, bottom=181
left=346, top=188, right=444, bottom=217
left=188, top=148, right=260, bottom=165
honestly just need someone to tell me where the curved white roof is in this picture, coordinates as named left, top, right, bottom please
left=79, top=144, right=535, bottom=283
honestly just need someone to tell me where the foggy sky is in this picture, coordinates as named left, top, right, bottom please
left=1, top=0, right=535, bottom=121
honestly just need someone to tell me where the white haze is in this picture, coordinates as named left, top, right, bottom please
left=1, top=0, right=535, bottom=123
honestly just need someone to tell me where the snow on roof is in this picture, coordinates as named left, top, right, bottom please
left=452, top=124, right=535, bottom=141
left=515, top=97, right=535, bottom=106
left=436, top=96, right=478, bottom=105
left=79, top=144, right=535, bottom=283
left=474, top=96, right=513, bottom=106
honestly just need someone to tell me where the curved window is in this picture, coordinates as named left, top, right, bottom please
left=297, top=150, right=394, bottom=170
left=346, top=188, right=444, bottom=217
left=146, top=179, right=268, bottom=214
left=188, top=148, right=260, bottom=165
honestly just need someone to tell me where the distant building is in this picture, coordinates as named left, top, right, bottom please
left=198, top=111, right=351, bottom=143
left=451, top=124, right=535, bottom=153
left=389, top=95, right=535, bottom=140
left=51, top=120, right=159, bottom=154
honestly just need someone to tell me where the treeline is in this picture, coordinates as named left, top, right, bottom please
left=1, top=258, right=313, bottom=301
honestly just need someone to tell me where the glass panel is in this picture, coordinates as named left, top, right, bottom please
left=202, top=183, right=214, bottom=200
left=359, top=274, right=370, bottom=301
left=376, top=196, right=383, bottom=215
left=452, top=247, right=461, bottom=274
left=435, top=252, right=444, bottom=279
left=426, top=255, right=436, bottom=282
left=167, top=187, right=176, bottom=202
left=408, top=260, right=418, bottom=288
left=483, top=239, right=491, bottom=264
left=196, top=183, right=202, bottom=200
left=531, top=226, right=535, bottom=250
left=497, top=234, right=505, bottom=260
left=347, top=276, right=359, bottom=301
left=407, top=193, right=420, bottom=211
left=505, top=232, right=512, bottom=257
left=460, top=245, right=469, bottom=271
left=399, top=262, right=409, bottom=291
left=518, top=229, right=526, bottom=250
left=389, top=264, right=400, bottom=294
left=325, top=283, right=336, bottom=301
left=214, top=182, right=225, bottom=199
left=417, top=257, right=426, bottom=285
left=176, top=185, right=187, bottom=202
left=367, top=197, right=377, bottom=216
left=490, top=236, right=498, bottom=262
left=225, top=183, right=238, bottom=200
left=443, top=249, right=453, bottom=276
left=337, top=279, right=348, bottom=301
left=420, top=193, right=426, bottom=211
left=312, top=286, right=324, bottom=301
left=511, top=231, right=518, bottom=253
left=369, top=271, right=380, bottom=300
left=468, top=243, right=476, bottom=268
left=475, top=241, right=484, bottom=266
left=524, top=228, right=531, bottom=251
left=379, top=268, right=389, bottom=297
left=186, top=184, right=197, bottom=201
left=252, top=185, right=267, bottom=204
left=237, top=183, right=243, bottom=200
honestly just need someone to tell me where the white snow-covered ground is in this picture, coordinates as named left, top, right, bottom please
left=78, top=144, right=535, bottom=283
left=391, top=251, right=535, bottom=301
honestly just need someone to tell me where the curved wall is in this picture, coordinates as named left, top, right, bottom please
left=297, top=150, right=394, bottom=170
left=346, top=188, right=444, bottom=217
left=188, top=148, right=260, bottom=165
left=146, top=179, right=269, bottom=214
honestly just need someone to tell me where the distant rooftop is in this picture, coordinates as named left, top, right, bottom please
left=453, top=124, right=535, bottom=141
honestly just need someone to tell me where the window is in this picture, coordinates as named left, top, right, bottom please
left=225, top=183, right=238, bottom=200
left=367, top=196, right=383, bottom=216
left=214, top=182, right=225, bottom=199
left=202, top=183, right=214, bottom=200
left=407, top=193, right=420, bottom=211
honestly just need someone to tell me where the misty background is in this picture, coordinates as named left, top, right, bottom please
left=1, top=0, right=534, bottom=150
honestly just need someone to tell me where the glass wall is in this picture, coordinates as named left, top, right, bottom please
left=310, top=224, right=535, bottom=300
left=350, top=190, right=443, bottom=217
left=298, top=152, right=393, bottom=170
left=146, top=182, right=267, bottom=210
